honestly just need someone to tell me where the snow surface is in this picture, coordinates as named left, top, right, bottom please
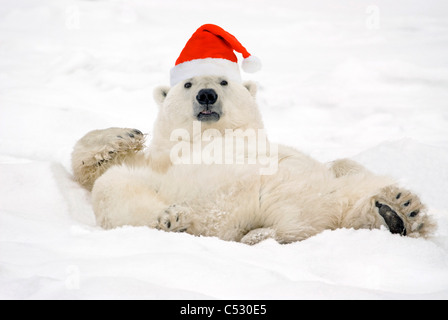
left=1, top=0, right=448, bottom=300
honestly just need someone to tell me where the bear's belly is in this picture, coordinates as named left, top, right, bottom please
left=158, top=163, right=263, bottom=240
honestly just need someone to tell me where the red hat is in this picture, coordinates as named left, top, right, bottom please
left=170, top=24, right=261, bottom=86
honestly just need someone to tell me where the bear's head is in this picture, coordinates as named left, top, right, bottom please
left=153, top=76, right=263, bottom=137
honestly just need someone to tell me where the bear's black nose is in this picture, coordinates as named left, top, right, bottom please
left=196, top=89, right=218, bottom=105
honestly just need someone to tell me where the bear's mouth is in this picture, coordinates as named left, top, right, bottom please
left=197, top=110, right=220, bottom=122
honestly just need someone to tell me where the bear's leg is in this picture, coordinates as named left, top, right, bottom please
left=92, top=165, right=191, bottom=231
left=343, top=185, right=436, bottom=238
left=72, top=128, right=145, bottom=190
left=329, top=158, right=371, bottom=178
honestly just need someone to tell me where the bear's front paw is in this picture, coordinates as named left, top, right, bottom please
left=374, top=185, right=436, bottom=238
left=94, top=128, right=145, bottom=167
left=156, top=205, right=191, bottom=233
left=72, top=127, right=147, bottom=190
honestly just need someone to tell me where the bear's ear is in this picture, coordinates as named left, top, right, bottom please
left=243, top=81, right=257, bottom=98
left=153, top=86, right=170, bottom=107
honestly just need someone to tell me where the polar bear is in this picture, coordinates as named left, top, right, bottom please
left=72, top=76, right=436, bottom=244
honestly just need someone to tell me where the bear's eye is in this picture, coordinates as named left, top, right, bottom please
left=220, top=80, right=228, bottom=86
left=184, top=82, right=192, bottom=89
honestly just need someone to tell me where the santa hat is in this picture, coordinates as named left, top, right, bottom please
left=170, top=24, right=261, bottom=86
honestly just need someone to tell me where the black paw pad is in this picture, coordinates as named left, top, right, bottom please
left=409, top=210, right=419, bottom=217
left=376, top=202, right=407, bottom=236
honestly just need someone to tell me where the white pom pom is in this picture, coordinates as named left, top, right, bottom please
left=242, top=55, right=262, bottom=73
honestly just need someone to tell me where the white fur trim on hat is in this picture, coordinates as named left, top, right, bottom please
left=170, top=58, right=242, bottom=87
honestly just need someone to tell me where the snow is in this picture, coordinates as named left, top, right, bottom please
left=1, top=0, right=448, bottom=300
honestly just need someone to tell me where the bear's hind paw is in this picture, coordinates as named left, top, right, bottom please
left=374, top=185, right=436, bottom=238
left=241, top=228, right=277, bottom=245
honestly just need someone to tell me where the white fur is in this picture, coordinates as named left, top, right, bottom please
left=170, top=58, right=242, bottom=86
left=72, top=76, right=436, bottom=244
